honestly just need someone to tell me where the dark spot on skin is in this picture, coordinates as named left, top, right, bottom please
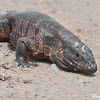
left=0, top=30, right=1, bottom=33
left=35, top=28, right=39, bottom=35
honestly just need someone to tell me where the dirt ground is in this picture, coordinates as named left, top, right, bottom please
left=0, top=0, right=100, bottom=100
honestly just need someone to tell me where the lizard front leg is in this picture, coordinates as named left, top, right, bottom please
left=16, top=37, right=37, bottom=67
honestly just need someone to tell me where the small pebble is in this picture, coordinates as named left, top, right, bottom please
left=76, top=76, right=79, bottom=79
left=84, top=81, right=90, bottom=86
left=50, top=64, right=63, bottom=71
left=4, top=53, right=9, bottom=56
left=84, top=84, right=88, bottom=86
left=35, top=94, right=38, bottom=97
left=23, top=80, right=32, bottom=84
left=84, top=81, right=90, bottom=84
left=2, top=64, right=11, bottom=69
left=7, top=84, right=14, bottom=88
left=21, top=67, right=29, bottom=71
left=72, top=93, right=79, bottom=97
left=0, top=74, right=11, bottom=81
left=77, top=29, right=82, bottom=32
left=7, top=92, right=13, bottom=98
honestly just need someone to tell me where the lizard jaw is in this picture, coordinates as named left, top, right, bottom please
left=75, top=62, right=97, bottom=74
left=85, top=62, right=97, bottom=73
left=63, top=57, right=97, bottom=74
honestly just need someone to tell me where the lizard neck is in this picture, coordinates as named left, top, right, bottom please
left=0, top=20, right=11, bottom=42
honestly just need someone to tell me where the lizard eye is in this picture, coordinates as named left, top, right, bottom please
left=74, top=52, right=83, bottom=61
left=75, top=53, right=79, bottom=57
left=74, top=52, right=80, bottom=59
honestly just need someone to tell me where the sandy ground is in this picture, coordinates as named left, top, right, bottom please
left=0, top=0, right=100, bottom=100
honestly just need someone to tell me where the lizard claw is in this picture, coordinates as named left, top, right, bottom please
left=17, top=57, right=37, bottom=68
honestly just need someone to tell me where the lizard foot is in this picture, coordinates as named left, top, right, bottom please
left=17, top=57, right=37, bottom=68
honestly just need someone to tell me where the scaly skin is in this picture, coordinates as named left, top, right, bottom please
left=0, top=11, right=97, bottom=73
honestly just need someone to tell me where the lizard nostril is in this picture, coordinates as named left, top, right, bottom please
left=85, top=62, right=97, bottom=73
left=91, top=64, right=97, bottom=73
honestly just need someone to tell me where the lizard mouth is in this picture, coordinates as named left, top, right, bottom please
left=74, top=60, right=97, bottom=74
left=81, top=62, right=97, bottom=73
left=63, top=57, right=97, bottom=74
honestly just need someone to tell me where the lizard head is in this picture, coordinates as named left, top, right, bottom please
left=63, top=43, right=97, bottom=74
